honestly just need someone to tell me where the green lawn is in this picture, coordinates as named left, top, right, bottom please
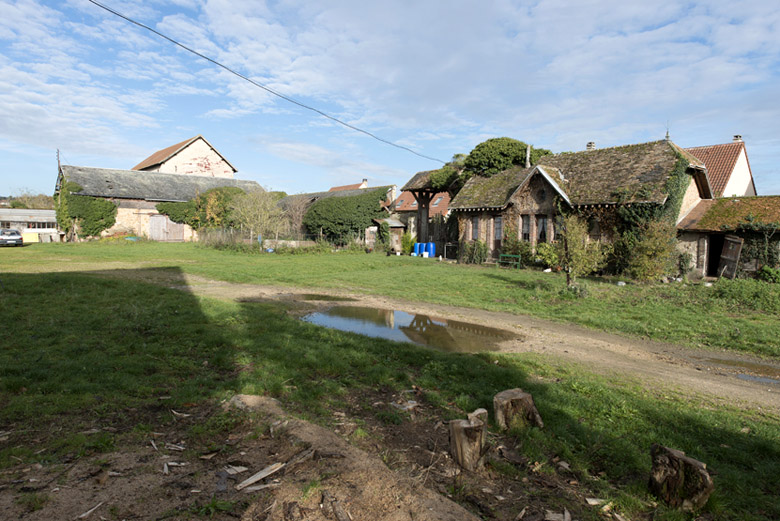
left=3, top=241, right=780, bottom=357
left=0, top=265, right=778, bottom=520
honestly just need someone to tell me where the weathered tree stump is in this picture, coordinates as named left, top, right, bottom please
left=649, top=444, right=714, bottom=512
left=449, top=408, right=488, bottom=471
left=493, top=388, right=544, bottom=430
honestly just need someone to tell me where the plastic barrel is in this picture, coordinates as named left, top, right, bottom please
left=428, top=242, right=436, bottom=258
left=413, top=243, right=421, bottom=255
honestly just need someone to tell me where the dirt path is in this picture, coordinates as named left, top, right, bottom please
left=162, top=272, right=780, bottom=415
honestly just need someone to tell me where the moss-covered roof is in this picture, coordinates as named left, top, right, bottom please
left=679, top=196, right=780, bottom=232
left=402, top=170, right=436, bottom=191
left=278, top=186, right=394, bottom=210
left=449, top=140, right=703, bottom=210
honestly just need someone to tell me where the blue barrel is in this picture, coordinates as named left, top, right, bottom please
left=413, top=242, right=421, bottom=255
left=427, top=242, right=436, bottom=258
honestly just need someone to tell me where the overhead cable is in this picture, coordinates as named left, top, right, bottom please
left=85, top=0, right=445, bottom=164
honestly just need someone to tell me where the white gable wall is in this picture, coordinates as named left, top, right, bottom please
left=721, top=148, right=756, bottom=197
left=677, top=175, right=704, bottom=224
left=156, top=138, right=235, bottom=178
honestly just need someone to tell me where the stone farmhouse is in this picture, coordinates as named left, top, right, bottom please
left=56, top=136, right=261, bottom=241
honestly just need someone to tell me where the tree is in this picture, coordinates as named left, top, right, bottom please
left=302, top=187, right=388, bottom=242
left=625, top=220, right=678, bottom=282
left=157, top=187, right=245, bottom=229
left=229, top=189, right=286, bottom=240
left=282, top=196, right=311, bottom=240
left=557, top=214, right=611, bottom=287
left=11, top=191, right=55, bottom=209
left=463, top=137, right=552, bottom=178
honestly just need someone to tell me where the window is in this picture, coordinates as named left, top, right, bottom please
left=494, top=216, right=503, bottom=240
left=432, top=196, right=443, bottom=207
left=536, top=215, right=548, bottom=243
left=410, top=201, right=417, bottom=208
left=396, top=199, right=404, bottom=206
left=521, top=215, right=530, bottom=242
left=471, top=216, right=479, bottom=240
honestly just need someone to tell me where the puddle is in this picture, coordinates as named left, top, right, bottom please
left=297, top=294, right=357, bottom=302
left=302, top=306, right=517, bottom=352
left=736, top=374, right=780, bottom=385
left=702, top=357, right=780, bottom=379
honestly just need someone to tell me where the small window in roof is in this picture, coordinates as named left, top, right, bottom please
left=432, top=196, right=443, bottom=207
left=397, top=199, right=404, bottom=206
left=410, top=201, right=417, bottom=207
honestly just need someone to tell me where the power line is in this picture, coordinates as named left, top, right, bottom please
left=85, top=0, right=445, bottom=164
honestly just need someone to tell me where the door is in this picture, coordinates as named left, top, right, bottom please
left=715, top=235, right=743, bottom=279
left=149, top=214, right=185, bottom=242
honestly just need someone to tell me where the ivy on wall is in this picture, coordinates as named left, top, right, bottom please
left=302, top=187, right=388, bottom=242
left=56, top=181, right=118, bottom=238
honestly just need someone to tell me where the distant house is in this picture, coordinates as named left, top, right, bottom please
left=449, top=139, right=712, bottom=260
left=329, top=179, right=368, bottom=192
left=56, top=165, right=262, bottom=241
left=394, top=190, right=450, bottom=238
left=132, top=135, right=237, bottom=179
left=686, top=135, right=757, bottom=198
left=0, top=208, right=60, bottom=242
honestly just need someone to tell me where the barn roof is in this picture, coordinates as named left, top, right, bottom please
left=678, top=196, right=780, bottom=232
left=58, top=165, right=261, bottom=202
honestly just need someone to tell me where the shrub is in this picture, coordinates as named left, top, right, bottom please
left=678, top=251, right=693, bottom=278
left=501, top=230, right=532, bottom=267
left=401, top=232, right=415, bottom=255
left=625, top=220, right=677, bottom=282
left=460, top=240, right=488, bottom=264
left=757, top=265, right=780, bottom=283
left=535, top=242, right=559, bottom=269
left=56, top=181, right=117, bottom=238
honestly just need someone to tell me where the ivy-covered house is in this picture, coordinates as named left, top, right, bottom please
left=55, top=165, right=260, bottom=241
left=449, top=139, right=712, bottom=261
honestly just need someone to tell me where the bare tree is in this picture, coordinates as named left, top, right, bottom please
left=229, top=189, right=287, bottom=240
left=282, top=196, right=310, bottom=240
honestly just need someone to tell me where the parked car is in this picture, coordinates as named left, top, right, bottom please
left=0, top=229, right=23, bottom=246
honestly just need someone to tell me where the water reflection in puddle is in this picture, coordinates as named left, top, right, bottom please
left=700, top=357, right=780, bottom=385
left=736, top=374, right=780, bottom=385
left=302, top=306, right=516, bottom=352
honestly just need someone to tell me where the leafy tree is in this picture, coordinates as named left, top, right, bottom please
left=302, top=187, right=388, bottom=241
left=229, top=189, right=285, bottom=239
left=625, top=220, right=677, bottom=282
left=463, top=137, right=552, bottom=178
left=557, top=214, right=611, bottom=286
left=157, top=187, right=245, bottom=229
left=429, top=165, right=460, bottom=191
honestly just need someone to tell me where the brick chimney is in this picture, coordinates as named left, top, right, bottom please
left=733, top=135, right=743, bottom=142
left=586, top=141, right=596, bottom=151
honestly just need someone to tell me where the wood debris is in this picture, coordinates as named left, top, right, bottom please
left=170, top=409, right=191, bottom=418
left=244, top=482, right=281, bottom=493
left=150, top=439, right=158, bottom=452
left=163, top=463, right=169, bottom=475
left=224, top=465, right=248, bottom=475
left=321, top=490, right=350, bottom=521
left=514, top=506, right=527, bottom=520
left=199, top=452, right=218, bottom=460
left=165, top=442, right=186, bottom=451
left=76, top=501, right=104, bottom=519
left=235, top=462, right=285, bottom=491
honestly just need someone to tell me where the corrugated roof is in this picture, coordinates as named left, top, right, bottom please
left=678, top=196, right=780, bottom=232
left=685, top=142, right=749, bottom=197
left=59, top=165, right=261, bottom=202
left=394, top=191, right=450, bottom=216
left=132, top=135, right=238, bottom=173
left=0, top=208, right=57, bottom=221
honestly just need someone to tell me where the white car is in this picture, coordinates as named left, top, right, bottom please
left=0, top=229, right=23, bottom=246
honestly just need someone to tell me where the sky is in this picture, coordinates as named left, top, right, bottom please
left=1, top=0, right=779, bottom=197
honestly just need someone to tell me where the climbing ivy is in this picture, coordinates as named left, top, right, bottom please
left=302, top=187, right=389, bottom=241
left=733, top=217, right=780, bottom=273
left=56, top=181, right=117, bottom=238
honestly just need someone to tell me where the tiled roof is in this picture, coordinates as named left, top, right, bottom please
left=685, top=142, right=747, bottom=197
left=132, top=135, right=237, bottom=173
left=58, top=165, right=261, bottom=202
left=329, top=183, right=364, bottom=192
left=394, top=191, right=450, bottom=216
left=678, top=196, right=780, bottom=232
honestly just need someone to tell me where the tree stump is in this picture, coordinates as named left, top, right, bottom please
left=649, top=444, right=714, bottom=512
left=493, top=389, right=544, bottom=430
left=449, top=408, right=488, bottom=471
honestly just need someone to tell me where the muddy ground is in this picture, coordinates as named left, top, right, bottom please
left=2, top=271, right=778, bottom=520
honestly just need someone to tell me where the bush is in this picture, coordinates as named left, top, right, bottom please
left=625, top=220, right=677, bottom=282
left=501, top=230, right=532, bottom=267
left=712, top=278, right=780, bottom=313
left=757, top=265, right=780, bottom=283
left=460, top=240, right=488, bottom=264
left=401, top=232, right=415, bottom=255
left=535, top=242, right=559, bottom=269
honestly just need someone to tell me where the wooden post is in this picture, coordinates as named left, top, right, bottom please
left=449, top=408, right=488, bottom=471
left=649, top=444, right=714, bottom=512
left=493, top=388, right=544, bottom=430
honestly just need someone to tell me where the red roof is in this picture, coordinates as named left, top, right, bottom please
left=394, top=191, right=450, bottom=216
left=329, top=183, right=364, bottom=192
left=685, top=142, right=752, bottom=197
left=132, top=135, right=237, bottom=173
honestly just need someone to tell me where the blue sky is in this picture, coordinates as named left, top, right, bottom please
left=2, top=0, right=779, bottom=197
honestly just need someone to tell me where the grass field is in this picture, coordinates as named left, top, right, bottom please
left=1, top=242, right=779, bottom=520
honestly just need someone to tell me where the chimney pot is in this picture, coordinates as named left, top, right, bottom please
left=586, top=142, right=596, bottom=151
left=733, top=135, right=743, bottom=142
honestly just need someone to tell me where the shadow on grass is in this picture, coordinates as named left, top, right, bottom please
left=0, top=268, right=778, bottom=520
